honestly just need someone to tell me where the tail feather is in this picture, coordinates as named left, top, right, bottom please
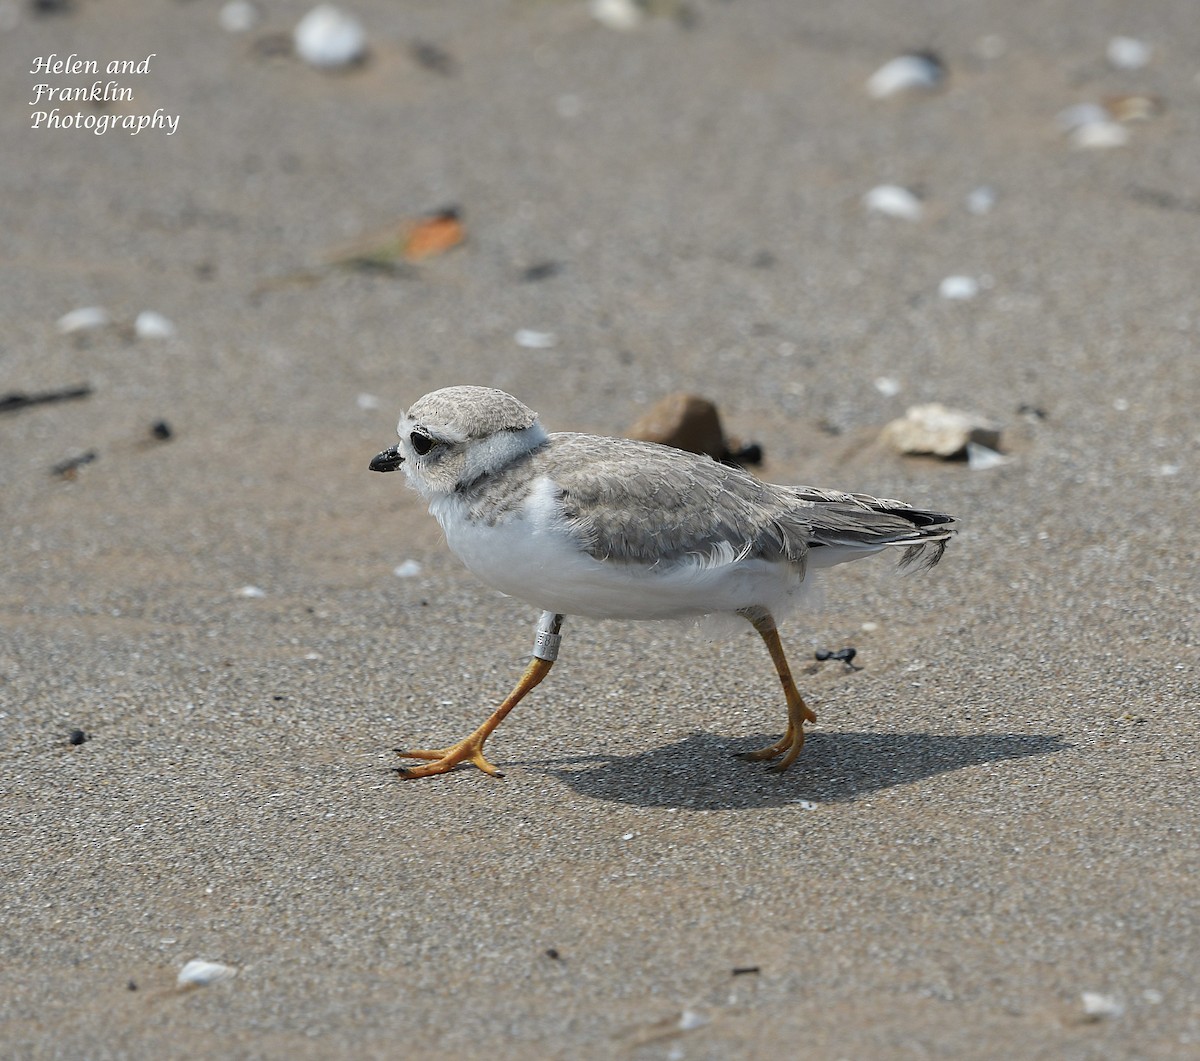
left=789, top=487, right=957, bottom=569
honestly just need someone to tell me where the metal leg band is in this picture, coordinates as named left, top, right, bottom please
left=532, top=611, right=565, bottom=662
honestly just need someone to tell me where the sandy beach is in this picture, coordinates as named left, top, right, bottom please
left=2, top=1, right=1197, bottom=1057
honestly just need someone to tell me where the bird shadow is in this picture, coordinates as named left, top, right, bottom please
left=520, top=730, right=1068, bottom=810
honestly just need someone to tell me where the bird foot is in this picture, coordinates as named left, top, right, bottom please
left=738, top=720, right=811, bottom=773
left=394, top=736, right=504, bottom=780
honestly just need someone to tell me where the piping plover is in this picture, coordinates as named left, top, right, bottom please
left=371, top=386, right=957, bottom=780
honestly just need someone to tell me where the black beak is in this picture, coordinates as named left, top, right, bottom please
left=369, top=445, right=404, bottom=473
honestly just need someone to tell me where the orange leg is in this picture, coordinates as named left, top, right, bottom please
left=396, top=612, right=563, bottom=780
left=737, top=608, right=817, bottom=772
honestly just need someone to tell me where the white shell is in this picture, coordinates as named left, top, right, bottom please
left=237, top=585, right=267, bottom=598
left=1081, top=991, right=1123, bottom=1021
left=873, top=376, right=902, bottom=397
left=866, top=53, right=943, bottom=99
left=515, top=328, right=557, bottom=349
left=135, top=311, right=176, bottom=339
left=966, top=442, right=1013, bottom=471
left=1107, top=36, right=1151, bottom=70
left=589, top=0, right=645, bottom=32
left=294, top=5, right=366, bottom=69
left=393, top=559, right=422, bottom=578
left=177, top=959, right=237, bottom=988
left=863, top=184, right=923, bottom=221
left=881, top=403, right=1002, bottom=459
left=56, top=306, right=110, bottom=334
left=938, top=275, right=979, bottom=301
left=1069, top=121, right=1129, bottom=150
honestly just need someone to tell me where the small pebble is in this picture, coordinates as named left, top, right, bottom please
left=294, top=4, right=366, bottom=69
left=393, top=559, right=422, bottom=578
left=866, top=52, right=944, bottom=99
left=135, top=311, right=175, bottom=339
left=628, top=394, right=726, bottom=460
left=68, top=728, right=87, bottom=746
left=150, top=420, right=173, bottom=441
left=57, top=307, right=110, bottom=334
left=177, top=959, right=237, bottom=989
left=410, top=40, right=456, bottom=76
left=237, top=585, right=267, bottom=598
left=873, top=376, right=902, bottom=398
left=863, top=185, right=923, bottom=221
left=1106, top=36, right=1151, bottom=70
left=356, top=393, right=381, bottom=411
left=677, top=1009, right=708, bottom=1032
left=520, top=261, right=562, bottom=283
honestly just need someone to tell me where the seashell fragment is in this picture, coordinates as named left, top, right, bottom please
left=863, top=184, right=923, bottom=221
left=966, top=442, right=1013, bottom=470
left=881, top=403, right=1002, bottom=459
left=1069, top=121, right=1129, bottom=149
left=589, top=0, right=645, bottom=32
left=294, top=5, right=366, bottom=70
left=135, top=311, right=176, bottom=339
left=1106, top=36, right=1151, bottom=70
left=1057, top=98, right=1154, bottom=149
left=177, top=959, right=237, bottom=989
left=1080, top=991, right=1123, bottom=1021
left=938, top=275, right=979, bottom=301
left=866, top=52, right=945, bottom=99
left=57, top=306, right=110, bottom=334
left=515, top=329, right=557, bottom=349
left=1104, top=94, right=1164, bottom=123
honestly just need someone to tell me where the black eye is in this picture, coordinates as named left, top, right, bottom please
left=409, top=430, right=434, bottom=455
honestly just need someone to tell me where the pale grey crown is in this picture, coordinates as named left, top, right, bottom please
left=405, top=386, right=539, bottom=442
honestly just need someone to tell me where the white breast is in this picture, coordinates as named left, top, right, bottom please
left=429, top=476, right=808, bottom=621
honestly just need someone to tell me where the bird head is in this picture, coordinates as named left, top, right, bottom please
left=370, top=386, right=547, bottom=498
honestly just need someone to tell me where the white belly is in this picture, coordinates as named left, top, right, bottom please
left=430, top=489, right=807, bottom=621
